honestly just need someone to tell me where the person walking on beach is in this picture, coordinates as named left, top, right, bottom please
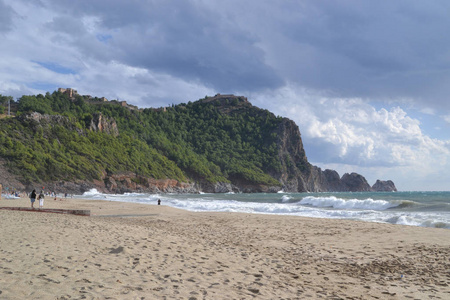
left=38, top=190, right=45, bottom=208
left=30, top=189, right=37, bottom=209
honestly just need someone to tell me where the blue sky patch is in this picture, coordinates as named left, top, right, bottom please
left=34, top=61, right=77, bottom=75
left=411, top=111, right=450, bottom=141
left=96, top=33, right=112, bottom=44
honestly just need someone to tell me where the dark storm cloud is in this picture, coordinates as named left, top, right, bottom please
left=0, top=0, right=16, bottom=33
left=14, top=0, right=450, bottom=110
left=42, top=0, right=284, bottom=92
left=271, top=1, right=450, bottom=108
left=45, top=16, right=87, bottom=36
left=113, top=8, right=283, bottom=91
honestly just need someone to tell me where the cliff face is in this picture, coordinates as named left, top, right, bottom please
left=272, top=118, right=310, bottom=191
left=89, top=113, right=119, bottom=137
left=19, top=112, right=80, bottom=132
left=19, top=112, right=118, bottom=137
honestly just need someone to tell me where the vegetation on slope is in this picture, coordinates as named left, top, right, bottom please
left=0, top=91, right=284, bottom=187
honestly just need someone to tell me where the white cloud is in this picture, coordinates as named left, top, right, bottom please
left=72, top=60, right=214, bottom=108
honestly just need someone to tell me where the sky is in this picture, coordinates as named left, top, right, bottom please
left=1, top=0, right=450, bottom=191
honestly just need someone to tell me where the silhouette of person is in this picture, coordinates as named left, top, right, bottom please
left=30, top=189, right=37, bottom=208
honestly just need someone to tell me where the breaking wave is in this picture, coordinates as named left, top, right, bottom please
left=78, top=190, right=449, bottom=229
left=299, top=196, right=408, bottom=211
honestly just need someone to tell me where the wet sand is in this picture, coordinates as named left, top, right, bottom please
left=1, top=196, right=449, bottom=299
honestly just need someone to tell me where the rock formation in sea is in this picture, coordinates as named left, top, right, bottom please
left=371, top=180, right=397, bottom=192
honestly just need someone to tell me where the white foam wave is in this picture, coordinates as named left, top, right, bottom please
left=385, top=215, right=450, bottom=229
left=281, top=195, right=291, bottom=202
left=76, top=191, right=449, bottom=229
left=299, top=196, right=398, bottom=211
left=1, top=194, right=20, bottom=199
left=82, top=188, right=101, bottom=196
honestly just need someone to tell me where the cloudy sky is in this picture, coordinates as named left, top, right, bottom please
left=1, top=0, right=450, bottom=191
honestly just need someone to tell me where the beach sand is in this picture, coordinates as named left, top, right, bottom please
left=0, top=197, right=449, bottom=299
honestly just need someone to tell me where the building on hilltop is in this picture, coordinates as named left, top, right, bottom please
left=58, top=88, right=78, bottom=98
left=154, top=107, right=167, bottom=112
left=56, top=88, right=141, bottom=111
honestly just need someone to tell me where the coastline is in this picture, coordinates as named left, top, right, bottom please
left=1, top=197, right=449, bottom=299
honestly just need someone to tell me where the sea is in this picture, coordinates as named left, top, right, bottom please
left=78, top=189, right=450, bottom=229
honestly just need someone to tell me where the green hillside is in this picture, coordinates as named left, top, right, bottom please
left=0, top=91, right=284, bottom=188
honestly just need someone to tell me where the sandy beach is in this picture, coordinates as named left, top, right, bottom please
left=0, top=196, right=449, bottom=299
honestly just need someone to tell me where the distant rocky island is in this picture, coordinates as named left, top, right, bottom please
left=0, top=91, right=396, bottom=194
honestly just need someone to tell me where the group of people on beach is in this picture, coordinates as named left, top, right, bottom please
left=29, top=189, right=45, bottom=209
left=28, top=190, right=71, bottom=208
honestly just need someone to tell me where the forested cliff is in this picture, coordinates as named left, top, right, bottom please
left=0, top=92, right=396, bottom=194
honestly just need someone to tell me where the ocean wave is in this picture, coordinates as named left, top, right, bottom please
left=1, top=194, right=20, bottom=199
left=394, top=200, right=419, bottom=209
left=281, top=195, right=291, bottom=202
left=77, top=191, right=449, bottom=229
left=299, top=196, right=401, bottom=211
left=385, top=215, right=450, bottom=229
left=82, top=188, right=101, bottom=196
left=81, top=188, right=109, bottom=199
left=122, top=192, right=147, bottom=197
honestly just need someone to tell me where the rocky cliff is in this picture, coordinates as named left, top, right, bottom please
left=19, top=111, right=118, bottom=137
left=372, top=180, right=397, bottom=192
left=19, top=111, right=79, bottom=132
left=89, top=113, right=119, bottom=137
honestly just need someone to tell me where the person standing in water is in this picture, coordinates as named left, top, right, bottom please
left=30, top=189, right=37, bottom=208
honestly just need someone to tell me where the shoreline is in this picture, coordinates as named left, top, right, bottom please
left=1, top=197, right=449, bottom=299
